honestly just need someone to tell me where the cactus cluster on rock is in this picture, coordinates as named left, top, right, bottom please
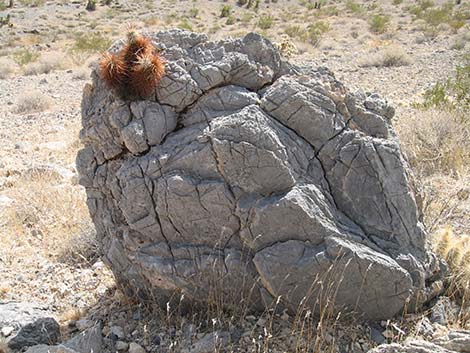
left=98, top=28, right=165, bottom=99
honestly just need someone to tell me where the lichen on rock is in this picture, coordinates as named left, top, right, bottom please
left=77, top=29, right=440, bottom=320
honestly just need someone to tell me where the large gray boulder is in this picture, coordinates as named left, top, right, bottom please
left=77, top=30, right=439, bottom=320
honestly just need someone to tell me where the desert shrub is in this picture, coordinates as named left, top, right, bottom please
left=15, top=91, right=52, bottom=113
left=360, top=45, right=411, bottom=67
left=417, top=57, right=470, bottom=112
left=392, top=0, right=403, bottom=5
left=86, top=0, right=96, bottom=11
left=237, top=0, right=248, bottom=5
left=72, top=32, right=111, bottom=53
left=306, top=21, right=329, bottom=45
left=284, top=25, right=304, bottom=38
left=220, top=4, right=231, bottom=17
left=12, top=48, right=39, bottom=66
left=409, top=2, right=467, bottom=34
left=226, top=15, right=235, bottom=25
left=345, top=0, right=363, bottom=15
left=283, top=21, right=329, bottom=46
left=369, top=14, right=391, bottom=33
left=178, top=19, right=193, bottom=31
left=0, top=57, right=19, bottom=79
left=24, top=51, right=72, bottom=75
left=188, top=7, right=199, bottom=18
left=18, top=0, right=45, bottom=6
left=258, top=15, right=274, bottom=29
left=397, top=109, right=470, bottom=178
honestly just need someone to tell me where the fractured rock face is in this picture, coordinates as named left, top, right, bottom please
left=77, top=29, right=437, bottom=320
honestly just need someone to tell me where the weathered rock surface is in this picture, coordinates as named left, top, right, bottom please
left=77, top=29, right=438, bottom=320
left=368, top=329, right=470, bottom=353
left=0, top=301, right=61, bottom=351
left=24, top=324, right=102, bottom=353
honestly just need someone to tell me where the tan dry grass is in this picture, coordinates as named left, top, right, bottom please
left=0, top=57, right=19, bottom=79
left=14, top=90, right=52, bottom=114
left=433, top=227, right=470, bottom=326
left=24, top=50, right=73, bottom=76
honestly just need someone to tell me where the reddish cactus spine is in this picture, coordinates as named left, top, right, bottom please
left=129, top=52, right=166, bottom=98
left=98, top=52, right=127, bottom=90
left=98, top=28, right=165, bottom=99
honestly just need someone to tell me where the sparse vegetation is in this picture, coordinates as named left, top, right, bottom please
left=369, top=14, right=391, bottom=33
left=12, top=48, right=39, bottom=66
left=71, top=32, right=112, bottom=53
left=15, top=90, right=52, bottom=113
left=360, top=45, right=411, bottom=67
left=0, top=57, right=19, bottom=78
left=433, top=227, right=470, bottom=326
left=258, top=15, right=274, bottom=29
left=409, top=1, right=469, bottom=35
left=417, top=56, right=470, bottom=112
left=18, top=0, right=44, bottom=7
left=220, top=4, right=231, bottom=18
left=284, top=21, right=329, bottom=46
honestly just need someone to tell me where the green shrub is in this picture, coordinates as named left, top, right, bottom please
left=258, top=15, right=274, bottom=29
left=305, top=21, right=330, bottom=46
left=85, top=0, right=96, bottom=11
left=369, top=14, right=390, bottom=33
left=226, top=15, right=235, bottom=25
left=72, top=33, right=111, bottom=53
left=220, top=4, right=231, bottom=17
left=188, top=7, right=199, bottom=18
left=12, top=48, right=40, bottom=66
left=18, top=0, right=45, bottom=6
left=178, top=19, right=193, bottom=31
left=409, top=2, right=466, bottom=34
left=417, top=57, right=470, bottom=112
left=345, top=0, right=363, bottom=14
left=284, top=25, right=304, bottom=38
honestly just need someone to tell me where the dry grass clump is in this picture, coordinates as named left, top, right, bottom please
left=4, top=177, right=91, bottom=256
left=24, top=51, right=73, bottom=75
left=14, top=90, right=52, bottom=114
left=360, top=45, right=411, bottom=67
left=433, top=227, right=470, bottom=325
left=396, top=109, right=470, bottom=178
left=0, top=57, right=19, bottom=79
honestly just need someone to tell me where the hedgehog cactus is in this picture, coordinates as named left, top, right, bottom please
left=130, top=52, right=165, bottom=98
left=99, top=52, right=127, bottom=91
left=98, top=29, right=165, bottom=99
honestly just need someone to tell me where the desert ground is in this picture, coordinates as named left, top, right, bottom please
left=0, top=0, right=469, bottom=352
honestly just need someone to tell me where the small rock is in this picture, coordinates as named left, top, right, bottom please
left=416, top=317, right=434, bottom=338
left=64, top=324, right=102, bottom=353
left=110, top=325, right=125, bottom=339
left=75, top=319, right=93, bottom=331
left=430, top=297, right=456, bottom=325
left=116, top=340, right=129, bottom=351
left=129, top=342, right=146, bottom=353
left=8, top=318, right=61, bottom=351
left=187, top=331, right=230, bottom=353
left=1, top=326, right=14, bottom=337
left=370, top=327, right=385, bottom=344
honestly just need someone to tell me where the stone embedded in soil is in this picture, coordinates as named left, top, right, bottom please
left=77, top=29, right=440, bottom=320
